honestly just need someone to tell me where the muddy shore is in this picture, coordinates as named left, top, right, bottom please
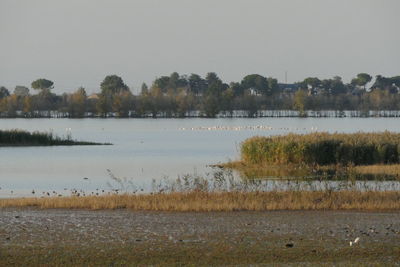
left=1, top=208, right=399, bottom=266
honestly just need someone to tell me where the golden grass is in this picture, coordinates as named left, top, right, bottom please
left=354, top=164, right=400, bottom=176
left=1, top=191, right=400, bottom=211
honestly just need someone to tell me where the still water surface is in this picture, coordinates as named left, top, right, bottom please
left=0, top=118, right=399, bottom=197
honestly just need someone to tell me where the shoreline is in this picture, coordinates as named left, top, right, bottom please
left=2, top=110, right=400, bottom=119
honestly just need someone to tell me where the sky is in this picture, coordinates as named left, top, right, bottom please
left=1, top=0, right=399, bottom=94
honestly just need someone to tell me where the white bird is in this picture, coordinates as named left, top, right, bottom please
left=349, top=237, right=360, bottom=246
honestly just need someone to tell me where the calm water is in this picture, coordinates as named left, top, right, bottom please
left=0, top=118, right=399, bottom=197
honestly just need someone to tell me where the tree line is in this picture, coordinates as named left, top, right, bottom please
left=1, top=72, right=400, bottom=118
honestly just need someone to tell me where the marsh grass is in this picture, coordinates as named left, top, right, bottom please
left=242, top=132, right=400, bottom=166
left=2, top=170, right=400, bottom=211
left=0, top=129, right=110, bottom=146
left=1, top=191, right=400, bottom=211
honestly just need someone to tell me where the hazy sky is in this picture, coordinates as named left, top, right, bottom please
left=1, top=0, right=399, bottom=94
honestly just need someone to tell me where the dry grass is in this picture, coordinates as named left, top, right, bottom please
left=354, top=164, right=400, bottom=176
left=2, top=191, right=400, bottom=211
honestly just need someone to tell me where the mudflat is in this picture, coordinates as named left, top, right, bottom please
left=1, top=208, right=399, bottom=266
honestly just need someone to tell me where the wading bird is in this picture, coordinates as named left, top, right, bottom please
left=350, top=237, right=360, bottom=246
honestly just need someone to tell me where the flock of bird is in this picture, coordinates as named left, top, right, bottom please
left=178, top=125, right=319, bottom=131
left=1, top=184, right=121, bottom=198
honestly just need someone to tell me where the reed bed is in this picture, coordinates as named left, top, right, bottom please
left=1, top=191, right=400, bottom=211
left=241, top=132, right=400, bottom=166
left=0, top=129, right=108, bottom=146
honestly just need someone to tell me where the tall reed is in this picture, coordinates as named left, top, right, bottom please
left=241, top=132, right=400, bottom=166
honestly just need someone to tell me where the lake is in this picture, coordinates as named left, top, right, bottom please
left=1, top=118, right=399, bottom=197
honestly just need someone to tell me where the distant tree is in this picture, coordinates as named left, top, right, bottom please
left=96, top=94, right=112, bottom=117
left=175, top=91, right=189, bottom=117
left=31, top=79, right=54, bottom=91
left=14, top=86, right=29, bottom=97
left=149, top=87, right=164, bottom=117
left=242, top=92, right=258, bottom=117
left=30, top=88, right=57, bottom=115
left=372, top=75, right=398, bottom=93
left=100, top=75, right=128, bottom=95
left=153, top=76, right=170, bottom=93
left=294, top=90, right=307, bottom=117
left=175, top=73, right=188, bottom=89
left=0, top=86, right=10, bottom=99
left=154, top=72, right=188, bottom=94
left=202, top=94, right=220, bottom=118
left=68, top=87, right=87, bottom=117
left=241, top=74, right=269, bottom=95
left=302, top=77, right=321, bottom=89
left=206, top=72, right=220, bottom=85
left=167, top=72, right=182, bottom=90
left=6, top=94, right=18, bottom=117
left=141, top=83, right=149, bottom=95
left=112, top=91, right=134, bottom=117
left=188, top=74, right=207, bottom=95
left=22, top=96, right=33, bottom=116
left=321, top=76, right=347, bottom=95
left=205, top=72, right=227, bottom=96
left=351, top=73, right=372, bottom=89
left=300, top=77, right=322, bottom=95
left=368, top=89, right=389, bottom=110
left=267, top=77, right=279, bottom=95
left=220, top=88, right=235, bottom=116
left=330, top=76, right=347, bottom=95
left=229, top=82, right=244, bottom=97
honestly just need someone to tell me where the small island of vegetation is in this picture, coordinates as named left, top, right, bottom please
left=0, top=129, right=110, bottom=146
left=222, top=132, right=400, bottom=180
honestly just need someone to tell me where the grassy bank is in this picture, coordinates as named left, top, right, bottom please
left=241, top=132, right=400, bottom=166
left=0, top=129, right=109, bottom=146
left=2, top=191, right=400, bottom=211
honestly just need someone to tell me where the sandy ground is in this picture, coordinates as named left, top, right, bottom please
left=0, top=208, right=400, bottom=265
